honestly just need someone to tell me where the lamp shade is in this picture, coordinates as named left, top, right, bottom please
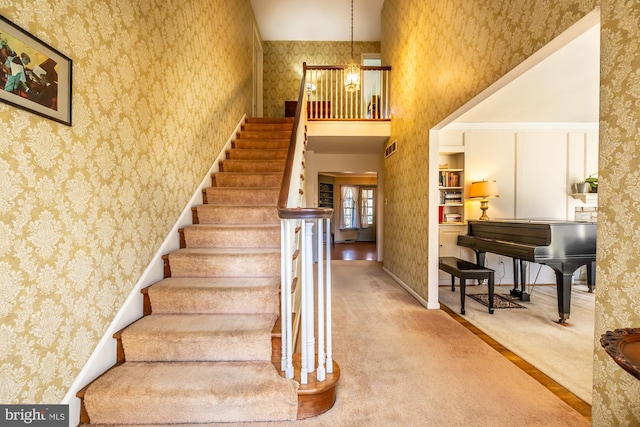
left=469, top=180, right=499, bottom=199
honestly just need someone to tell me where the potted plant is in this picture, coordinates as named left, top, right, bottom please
left=584, top=174, right=598, bottom=193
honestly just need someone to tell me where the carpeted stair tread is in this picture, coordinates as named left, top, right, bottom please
left=147, top=277, right=280, bottom=314
left=194, top=204, right=279, bottom=225
left=245, top=117, right=294, bottom=124
left=241, top=123, right=293, bottom=132
left=221, top=159, right=285, bottom=173
left=121, top=313, right=277, bottom=362
left=167, top=248, right=280, bottom=278
left=83, top=361, right=299, bottom=424
left=238, top=130, right=292, bottom=139
left=227, top=148, right=288, bottom=160
left=183, top=224, right=280, bottom=249
left=233, top=139, right=290, bottom=150
left=204, top=187, right=279, bottom=205
left=213, top=172, right=283, bottom=188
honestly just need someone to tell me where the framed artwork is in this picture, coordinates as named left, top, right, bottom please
left=0, top=15, right=72, bottom=125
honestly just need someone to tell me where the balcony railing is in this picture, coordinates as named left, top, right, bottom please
left=304, top=63, right=391, bottom=120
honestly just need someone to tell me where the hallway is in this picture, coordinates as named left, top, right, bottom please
left=331, top=241, right=377, bottom=261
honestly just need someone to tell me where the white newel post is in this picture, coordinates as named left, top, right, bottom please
left=304, top=221, right=316, bottom=374
left=300, top=221, right=309, bottom=384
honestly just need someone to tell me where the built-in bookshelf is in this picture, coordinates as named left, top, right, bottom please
left=319, top=182, right=334, bottom=208
left=439, top=152, right=465, bottom=224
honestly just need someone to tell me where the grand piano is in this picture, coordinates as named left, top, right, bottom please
left=457, top=220, right=596, bottom=323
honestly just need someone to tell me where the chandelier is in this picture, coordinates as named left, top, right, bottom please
left=344, top=0, right=360, bottom=92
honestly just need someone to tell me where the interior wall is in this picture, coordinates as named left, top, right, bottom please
left=1, top=0, right=256, bottom=404
left=595, top=3, right=640, bottom=424
left=262, top=41, right=381, bottom=118
left=383, top=1, right=640, bottom=424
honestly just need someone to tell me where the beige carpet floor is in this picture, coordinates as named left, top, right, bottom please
left=178, top=260, right=588, bottom=427
left=438, top=280, right=595, bottom=404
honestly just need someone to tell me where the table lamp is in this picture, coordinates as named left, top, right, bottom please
left=469, top=180, right=499, bottom=220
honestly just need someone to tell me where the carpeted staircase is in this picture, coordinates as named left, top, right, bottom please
left=78, top=117, right=302, bottom=425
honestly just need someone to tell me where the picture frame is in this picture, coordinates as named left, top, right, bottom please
left=0, top=15, right=72, bottom=125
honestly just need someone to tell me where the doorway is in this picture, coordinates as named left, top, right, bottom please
left=319, top=173, right=378, bottom=261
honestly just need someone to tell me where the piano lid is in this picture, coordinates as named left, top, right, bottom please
left=461, top=219, right=596, bottom=262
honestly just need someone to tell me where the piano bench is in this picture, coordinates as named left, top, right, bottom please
left=438, top=257, right=495, bottom=315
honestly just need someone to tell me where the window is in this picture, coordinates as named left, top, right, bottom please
left=361, top=188, right=375, bottom=226
left=340, top=185, right=375, bottom=230
left=341, top=186, right=358, bottom=229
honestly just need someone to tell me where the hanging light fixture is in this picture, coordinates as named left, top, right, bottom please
left=344, top=0, right=360, bottom=92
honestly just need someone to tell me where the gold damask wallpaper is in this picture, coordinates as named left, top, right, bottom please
left=382, top=0, right=639, bottom=424
left=262, top=41, right=380, bottom=118
left=593, top=3, right=640, bottom=424
left=0, top=0, right=255, bottom=403
left=2, top=0, right=639, bottom=423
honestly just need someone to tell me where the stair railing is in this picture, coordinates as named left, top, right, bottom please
left=305, top=64, right=392, bottom=120
left=278, top=62, right=333, bottom=385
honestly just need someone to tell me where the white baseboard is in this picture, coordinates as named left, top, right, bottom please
left=382, top=266, right=441, bottom=310
left=62, top=115, right=247, bottom=427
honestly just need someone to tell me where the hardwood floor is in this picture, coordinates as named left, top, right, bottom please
left=331, top=241, right=377, bottom=261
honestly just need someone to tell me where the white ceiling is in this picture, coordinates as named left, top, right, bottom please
left=250, top=0, right=384, bottom=41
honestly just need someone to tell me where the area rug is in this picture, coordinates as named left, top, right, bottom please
left=439, top=283, right=595, bottom=404
left=468, top=293, right=527, bottom=309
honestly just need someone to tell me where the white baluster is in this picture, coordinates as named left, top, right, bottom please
left=385, top=69, right=389, bottom=119
left=316, top=219, right=326, bottom=381
left=325, top=217, right=333, bottom=374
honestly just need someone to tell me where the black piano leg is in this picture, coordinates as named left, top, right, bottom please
left=460, top=278, right=466, bottom=315
left=488, top=273, right=494, bottom=315
left=510, top=259, right=521, bottom=298
left=555, top=271, right=573, bottom=324
left=520, top=261, right=530, bottom=302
